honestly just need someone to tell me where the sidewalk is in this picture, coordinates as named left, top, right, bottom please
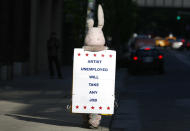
left=0, top=66, right=111, bottom=131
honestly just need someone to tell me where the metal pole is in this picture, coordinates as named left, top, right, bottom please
left=181, top=0, right=184, bottom=8
left=85, top=0, right=96, bottom=33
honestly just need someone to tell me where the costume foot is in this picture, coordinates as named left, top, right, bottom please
left=89, top=125, right=99, bottom=129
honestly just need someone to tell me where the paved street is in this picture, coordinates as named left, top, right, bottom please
left=1, top=49, right=190, bottom=131
left=0, top=66, right=110, bottom=131
left=111, top=49, right=190, bottom=131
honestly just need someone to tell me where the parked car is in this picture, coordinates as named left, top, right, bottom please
left=183, top=40, right=190, bottom=50
left=128, top=46, right=164, bottom=74
left=171, top=39, right=183, bottom=50
left=171, top=38, right=186, bottom=50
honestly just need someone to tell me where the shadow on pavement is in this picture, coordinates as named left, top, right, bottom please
left=6, top=113, right=82, bottom=127
left=0, top=66, right=111, bottom=129
left=0, top=88, right=86, bottom=128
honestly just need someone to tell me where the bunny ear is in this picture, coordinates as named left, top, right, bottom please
left=87, top=19, right=94, bottom=28
left=98, top=5, right=104, bottom=29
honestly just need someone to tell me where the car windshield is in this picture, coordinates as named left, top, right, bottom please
left=136, top=49, right=159, bottom=57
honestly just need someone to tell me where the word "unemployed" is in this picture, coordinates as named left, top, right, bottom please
left=81, top=67, right=108, bottom=71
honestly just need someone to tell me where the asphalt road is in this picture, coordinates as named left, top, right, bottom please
left=1, top=49, right=190, bottom=131
left=111, top=49, right=190, bottom=131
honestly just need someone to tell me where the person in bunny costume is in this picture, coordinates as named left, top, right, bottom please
left=82, top=5, right=108, bottom=129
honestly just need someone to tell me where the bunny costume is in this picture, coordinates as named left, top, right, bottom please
left=82, top=5, right=108, bottom=129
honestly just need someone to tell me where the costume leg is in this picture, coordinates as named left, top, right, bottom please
left=88, top=114, right=102, bottom=128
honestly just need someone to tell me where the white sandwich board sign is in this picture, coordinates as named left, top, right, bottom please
left=72, top=48, right=116, bottom=114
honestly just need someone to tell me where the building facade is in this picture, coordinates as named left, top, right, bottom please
left=29, top=0, right=63, bottom=74
left=0, top=0, right=64, bottom=76
left=0, top=0, right=87, bottom=80
left=134, top=0, right=190, bottom=8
